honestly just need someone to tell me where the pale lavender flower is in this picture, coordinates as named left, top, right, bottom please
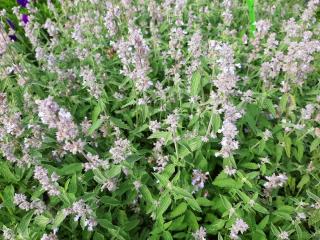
left=263, top=129, right=272, bottom=140
left=14, top=193, right=46, bottom=214
left=0, top=27, right=10, bottom=55
left=260, top=156, right=270, bottom=164
left=222, top=9, right=233, bottom=26
left=191, top=169, right=209, bottom=192
left=153, top=154, right=169, bottom=173
left=2, top=226, right=15, bottom=240
left=56, top=109, right=78, bottom=142
left=109, top=137, right=131, bottom=164
left=102, top=178, right=118, bottom=192
left=192, top=226, right=207, bottom=240
left=30, top=200, right=46, bottom=215
left=209, top=41, right=238, bottom=95
left=0, top=142, right=18, bottom=163
left=149, top=120, right=161, bottom=133
left=80, top=66, right=102, bottom=99
left=301, top=104, right=314, bottom=120
left=63, top=139, right=85, bottom=154
left=34, top=166, right=60, bottom=196
left=216, top=104, right=243, bottom=158
left=81, top=117, right=92, bottom=135
left=230, top=218, right=249, bottom=240
left=43, top=19, right=59, bottom=37
left=14, top=193, right=31, bottom=210
left=296, top=212, right=306, bottom=221
left=255, top=20, right=271, bottom=39
left=278, top=231, right=289, bottom=240
left=224, top=166, right=237, bottom=176
left=41, top=233, right=58, bottom=240
left=36, top=97, right=59, bottom=128
left=67, top=200, right=97, bottom=229
left=104, top=2, right=120, bottom=37
left=133, top=180, right=142, bottom=191
left=165, top=112, right=179, bottom=132
left=84, top=153, right=109, bottom=171
left=113, top=26, right=152, bottom=92
left=186, top=31, right=202, bottom=77
left=307, top=161, right=315, bottom=173
left=84, top=218, right=97, bottom=231
left=301, top=0, right=319, bottom=22
left=264, top=173, right=288, bottom=195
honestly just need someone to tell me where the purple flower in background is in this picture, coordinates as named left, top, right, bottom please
left=17, top=0, right=29, bottom=8
left=21, top=14, right=29, bottom=24
left=6, top=19, right=15, bottom=29
left=6, top=19, right=17, bottom=41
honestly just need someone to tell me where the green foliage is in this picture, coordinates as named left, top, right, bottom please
left=0, top=0, right=319, bottom=239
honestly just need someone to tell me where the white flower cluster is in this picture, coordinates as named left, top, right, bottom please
left=13, top=193, right=46, bottom=215
left=33, top=166, right=60, bottom=196
left=0, top=25, right=10, bottom=55
left=64, top=200, right=97, bottom=231
left=230, top=218, right=249, bottom=240
left=84, top=153, right=109, bottom=172
left=191, top=169, right=209, bottom=192
left=264, top=173, right=288, bottom=196
left=192, top=226, right=207, bottom=240
left=113, top=26, right=152, bottom=92
left=36, top=97, right=84, bottom=155
left=109, top=137, right=131, bottom=164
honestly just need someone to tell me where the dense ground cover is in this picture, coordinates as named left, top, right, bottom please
left=0, top=0, right=319, bottom=239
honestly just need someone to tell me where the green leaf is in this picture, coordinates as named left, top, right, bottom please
left=97, top=219, right=115, bottom=230
left=253, top=203, right=269, bottom=214
left=264, top=99, right=276, bottom=117
left=92, top=102, right=102, bottom=123
left=310, top=138, right=320, bottom=152
left=34, top=215, right=50, bottom=228
left=307, top=190, right=320, bottom=202
left=279, top=94, right=288, bottom=113
left=212, top=177, right=242, bottom=189
left=52, top=210, right=67, bottom=229
left=163, top=231, right=173, bottom=240
left=140, top=185, right=154, bottom=204
left=191, top=71, right=201, bottom=96
left=154, top=173, right=169, bottom=187
left=252, top=230, right=267, bottom=240
left=17, top=212, right=33, bottom=238
left=297, top=175, right=310, bottom=190
left=172, top=186, right=193, bottom=199
left=258, top=215, right=269, bottom=230
left=186, top=198, right=202, bottom=213
left=3, top=185, right=14, bottom=209
left=157, top=193, right=171, bottom=217
left=196, top=197, right=213, bottom=207
left=170, top=202, right=187, bottom=218
left=68, top=174, right=78, bottom=194
left=0, top=162, right=17, bottom=183
left=100, top=196, right=122, bottom=206
left=58, top=163, right=83, bottom=175
left=88, top=118, right=103, bottom=135
left=148, top=131, right=172, bottom=143
left=206, top=219, right=225, bottom=233
left=93, top=232, right=105, bottom=240
left=309, top=209, right=320, bottom=225
left=270, top=223, right=280, bottom=236
left=295, top=223, right=303, bottom=240
left=110, top=117, right=130, bottom=130
left=105, top=165, right=122, bottom=179
left=284, top=135, right=291, bottom=157
left=295, top=140, right=304, bottom=162
left=185, top=210, right=198, bottom=230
